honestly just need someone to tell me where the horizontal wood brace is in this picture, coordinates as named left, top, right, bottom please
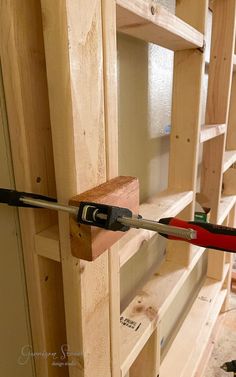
left=35, top=225, right=60, bottom=262
left=200, top=124, right=226, bottom=143
left=160, top=264, right=229, bottom=377
left=119, top=190, right=193, bottom=267
left=116, top=0, right=204, bottom=51
left=218, top=195, right=236, bottom=224
left=233, top=54, right=236, bottom=71
left=120, top=245, right=205, bottom=377
left=223, top=150, right=236, bottom=172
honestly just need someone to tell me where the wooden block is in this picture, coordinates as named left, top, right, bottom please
left=69, top=176, right=139, bottom=261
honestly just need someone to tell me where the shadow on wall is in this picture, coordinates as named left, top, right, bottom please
left=117, top=33, right=173, bottom=202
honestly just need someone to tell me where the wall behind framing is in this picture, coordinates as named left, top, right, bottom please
left=118, top=0, right=209, bottom=351
left=118, top=0, right=174, bottom=307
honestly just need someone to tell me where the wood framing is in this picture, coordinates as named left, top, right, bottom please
left=0, top=1, right=67, bottom=376
left=201, top=0, right=236, bottom=221
left=40, top=1, right=113, bottom=376
left=116, top=0, right=204, bottom=51
left=1, top=1, right=236, bottom=377
left=167, top=0, right=208, bottom=265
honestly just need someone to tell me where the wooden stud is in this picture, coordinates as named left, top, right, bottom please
left=40, top=0, right=112, bottom=376
left=227, top=73, right=236, bottom=149
left=206, top=0, right=236, bottom=125
left=129, top=329, right=160, bottom=377
left=0, top=2, right=67, bottom=376
left=101, top=1, right=120, bottom=376
left=201, top=0, right=236, bottom=222
left=201, top=1, right=236, bottom=291
left=222, top=205, right=235, bottom=311
left=167, top=0, right=208, bottom=265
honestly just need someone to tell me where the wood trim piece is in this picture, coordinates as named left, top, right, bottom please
left=116, top=0, right=204, bottom=51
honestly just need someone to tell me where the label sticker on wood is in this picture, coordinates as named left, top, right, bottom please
left=120, top=316, right=141, bottom=331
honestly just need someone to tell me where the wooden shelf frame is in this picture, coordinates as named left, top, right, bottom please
left=223, top=150, right=236, bottom=172
left=120, top=245, right=205, bottom=377
left=1, top=1, right=236, bottom=377
left=160, top=270, right=229, bottom=377
left=116, top=0, right=204, bottom=51
left=200, top=124, right=226, bottom=143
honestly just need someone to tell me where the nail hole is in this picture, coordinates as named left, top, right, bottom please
left=79, top=233, right=82, bottom=238
left=187, top=138, right=190, bottom=142
left=45, top=276, right=49, bottom=282
left=138, top=300, right=141, bottom=304
left=176, top=135, right=179, bottom=139
left=36, top=177, right=41, bottom=183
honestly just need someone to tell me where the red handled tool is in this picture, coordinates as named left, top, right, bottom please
left=159, top=217, right=236, bottom=253
left=1, top=188, right=236, bottom=253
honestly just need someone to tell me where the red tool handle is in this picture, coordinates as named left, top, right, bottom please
left=159, top=217, right=236, bottom=253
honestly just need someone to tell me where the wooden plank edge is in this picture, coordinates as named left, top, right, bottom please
left=218, top=195, right=236, bottom=224
left=119, top=190, right=193, bottom=267
left=35, top=225, right=61, bottom=262
left=223, top=150, right=236, bottom=173
left=233, top=54, right=236, bottom=72
left=200, top=124, right=226, bottom=143
left=160, top=265, right=229, bottom=377
left=116, top=0, right=204, bottom=51
left=194, top=312, right=225, bottom=377
left=120, top=246, right=205, bottom=376
left=181, top=289, right=227, bottom=377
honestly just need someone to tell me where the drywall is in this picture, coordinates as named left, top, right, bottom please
left=0, top=67, right=34, bottom=377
